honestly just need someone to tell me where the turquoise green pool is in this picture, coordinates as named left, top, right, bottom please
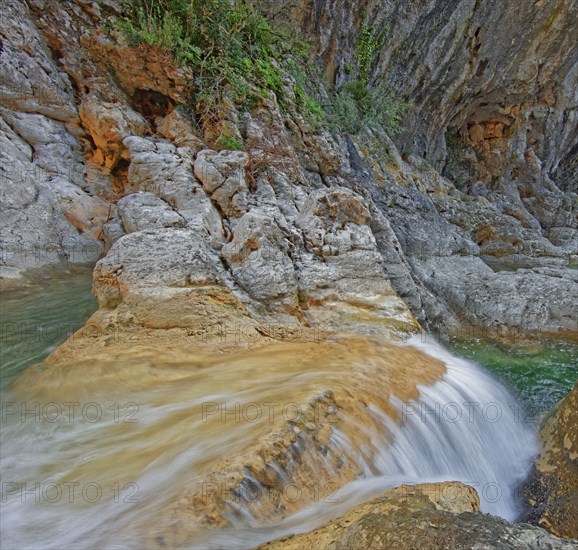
left=450, top=337, right=578, bottom=418
left=0, top=265, right=98, bottom=392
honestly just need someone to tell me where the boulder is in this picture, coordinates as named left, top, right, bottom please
left=117, top=192, right=184, bottom=233
left=261, top=483, right=577, bottom=550
left=523, top=383, right=578, bottom=540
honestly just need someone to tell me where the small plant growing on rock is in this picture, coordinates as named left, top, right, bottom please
left=356, top=25, right=387, bottom=82
left=328, top=80, right=407, bottom=135
left=215, top=134, right=245, bottom=151
left=115, top=2, right=406, bottom=140
left=325, top=25, right=408, bottom=136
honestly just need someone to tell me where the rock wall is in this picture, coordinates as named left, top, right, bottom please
left=0, top=0, right=111, bottom=282
left=1, top=0, right=576, bottom=340
left=264, top=0, right=578, bottom=183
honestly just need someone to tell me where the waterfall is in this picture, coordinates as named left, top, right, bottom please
left=0, top=337, right=539, bottom=550
left=375, top=337, right=538, bottom=520
left=191, top=337, right=539, bottom=549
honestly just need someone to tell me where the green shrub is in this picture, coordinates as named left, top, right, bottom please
left=286, top=58, right=326, bottom=126
left=356, top=25, right=387, bottom=81
left=115, top=2, right=406, bottom=137
left=116, top=0, right=301, bottom=120
left=325, top=24, right=407, bottom=136
left=328, top=80, right=408, bottom=136
left=215, top=134, right=245, bottom=151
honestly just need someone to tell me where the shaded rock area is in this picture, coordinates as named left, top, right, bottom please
left=261, top=483, right=578, bottom=550
left=523, top=383, right=578, bottom=540
left=267, top=0, right=578, bottom=195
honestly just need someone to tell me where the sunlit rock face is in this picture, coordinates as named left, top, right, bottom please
left=524, top=383, right=578, bottom=540
left=1, top=0, right=577, bottom=335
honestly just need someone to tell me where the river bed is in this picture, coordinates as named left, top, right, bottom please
left=0, top=270, right=576, bottom=549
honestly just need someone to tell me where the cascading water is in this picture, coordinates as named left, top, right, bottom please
left=0, top=321, right=541, bottom=550
left=375, top=337, right=538, bottom=520
left=189, top=337, right=539, bottom=549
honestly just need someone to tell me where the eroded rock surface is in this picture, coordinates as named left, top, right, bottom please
left=261, top=482, right=577, bottom=550
left=0, top=0, right=109, bottom=283
left=1, top=0, right=576, bottom=339
left=13, top=337, right=445, bottom=548
left=524, top=383, right=578, bottom=540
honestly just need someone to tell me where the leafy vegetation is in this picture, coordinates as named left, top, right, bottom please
left=328, top=80, right=407, bottom=135
left=327, top=25, right=407, bottom=136
left=115, top=2, right=407, bottom=139
left=356, top=25, right=387, bottom=81
left=116, top=0, right=306, bottom=121
left=215, top=134, right=245, bottom=151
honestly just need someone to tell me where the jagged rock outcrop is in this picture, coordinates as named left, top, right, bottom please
left=262, top=0, right=578, bottom=335
left=261, top=482, right=578, bottom=550
left=0, top=0, right=111, bottom=285
left=523, top=383, right=578, bottom=540
left=1, top=0, right=577, bottom=333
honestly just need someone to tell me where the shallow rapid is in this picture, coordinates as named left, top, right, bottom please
left=0, top=272, right=568, bottom=550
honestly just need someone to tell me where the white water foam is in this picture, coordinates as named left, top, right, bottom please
left=0, top=337, right=538, bottom=549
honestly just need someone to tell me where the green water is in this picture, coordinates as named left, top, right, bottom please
left=0, top=265, right=98, bottom=392
left=450, top=337, right=578, bottom=418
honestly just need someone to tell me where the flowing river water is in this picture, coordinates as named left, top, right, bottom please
left=0, top=269, right=576, bottom=549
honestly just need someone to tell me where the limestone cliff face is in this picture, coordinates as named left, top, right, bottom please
left=267, top=0, right=577, bottom=184
left=265, top=0, right=578, bottom=294
left=0, top=0, right=577, bottom=340
left=0, top=0, right=110, bottom=279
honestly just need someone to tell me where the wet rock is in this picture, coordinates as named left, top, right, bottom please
left=19, top=337, right=444, bottom=548
left=261, top=483, right=577, bottom=550
left=523, top=383, right=578, bottom=540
